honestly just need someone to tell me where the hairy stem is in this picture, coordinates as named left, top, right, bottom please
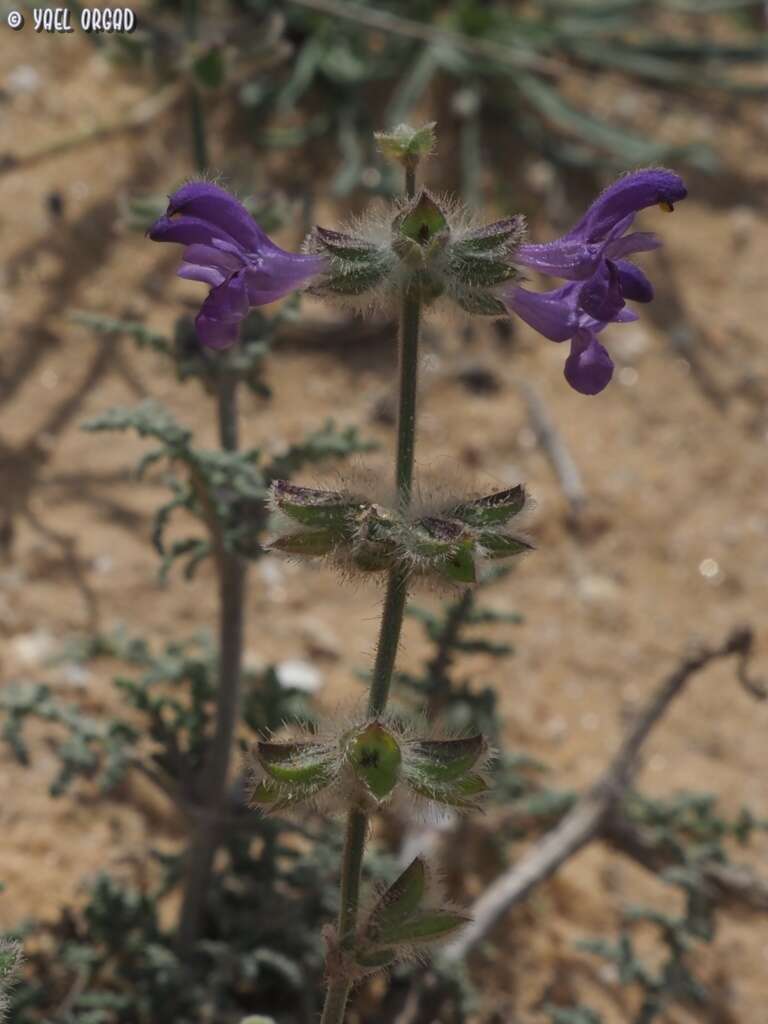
left=405, top=162, right=417, bottom=200
left=319, top=809, right=368, bottom=1024
left=321, top=165, right=422, bottom=1024
left=177, top=372, right=246, bottom=954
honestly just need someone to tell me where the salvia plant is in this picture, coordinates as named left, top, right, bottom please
left=17, top=111, right=762, bottom=1022
left=140, top=118, right=687, bottom=1022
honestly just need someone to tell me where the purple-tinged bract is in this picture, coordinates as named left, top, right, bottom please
left=148, top=181, right=326, bottom=349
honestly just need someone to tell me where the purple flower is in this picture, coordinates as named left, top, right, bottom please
left=149, top=182, right=326, bottom=349
left=507, top=282, right=639, bottom=395
left=503, top=168, right=687, bottom=394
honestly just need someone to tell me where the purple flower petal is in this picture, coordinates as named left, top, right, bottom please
left=178, top=263, right=227, bottom=288
left=564, top=328, right=614, bottom=395
left=565, top=169, right=687, bottom=244
left=246, top=252, right=327, bottom=306
left=148, top=214, right=237, bottom=249
left=605, top=231, right=661, bottom=259
left=177, top=243, right=243, bottom=288
left=503, top=283, right=579, bottom=343
left=578, top=261, right=625, bottom=322
left=166, top=181, right=273, bottom=252
left=195, top=313, right=241, bottom=350
left=516, top=239, right=601, bottom=280
left=615, top=259, right=654, bottom=303
left=614, top=307, right=640, bottom=324
left=193, top=270, right=250, bottom=349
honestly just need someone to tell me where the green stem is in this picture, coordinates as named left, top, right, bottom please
left=177, top=372, right=246, bottom=955
left=320, top=977, right=353, bottom=1024
left=319, top=808, right=368, bottom=1023
left=394, top=284, right=421, bottom=504
left=405, top=162, right=417, bottom=199
left=320, top=166, right=422, bottom=1024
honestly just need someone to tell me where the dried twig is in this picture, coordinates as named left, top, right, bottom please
left=517, top=381, right=586, bottom=521
left=603, top=811, right=768, bottom=914
left=441, top=627, right=764, bottom=963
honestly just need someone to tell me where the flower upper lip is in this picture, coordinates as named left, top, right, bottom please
left=516, top=168, right=686, bottom=283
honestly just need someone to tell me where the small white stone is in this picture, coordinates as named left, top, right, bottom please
left=12, top=629, right=56, bottom=667
left=517, top=426, right=537, bottom=451
left=577, top=574, right=620, bottom=603
left=276, top=659, right=323, bottom=693
left=698, top=558, right=720, bottom=579
left=612, top=325, right=650, bottom=360
left=57, top=663, right=91, bottom=688
left=5, top=65, right=42, bottom=95
left=618, top=367, right=639, bottom=388
left=545, top=715, right=568, bottom=739
left=92, top=554, right=114, bottom=575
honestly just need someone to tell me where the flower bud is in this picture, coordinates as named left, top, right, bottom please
left=374, top=122, right=437, bottom=170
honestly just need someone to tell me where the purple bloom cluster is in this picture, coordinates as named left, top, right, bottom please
left=148, top=170, right=686, bottom=394
left=503, top=169, right=687, bottom=394
left=148, top=182, right=326, bottom=349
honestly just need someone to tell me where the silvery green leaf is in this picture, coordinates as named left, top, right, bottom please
left=410, top=735, right=486, bottom=782
left=478, top=534, right=533, bottom=559
left=450, top=486, right=526, bottom=527
left=455, top=290, right=508, bottom=317
left=256, top=740, right=335, bottom=787
left=365, top=859, right=427, bottom=942
left=373, top=910, right=469, bottom=947
left=269, top=529, right=338, bottom=556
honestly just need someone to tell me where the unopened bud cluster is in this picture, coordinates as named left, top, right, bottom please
left=306, top=189, right=524, bottom=315
left=251, top=718, right=491, bottom=815
left=267, top=480, right=531, bottom=584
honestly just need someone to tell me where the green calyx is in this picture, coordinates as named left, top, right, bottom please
left=446, top=215, right=525, bottom=315
left=308, top=226, right=396, bottom=297
left=252, top=739, right=337, bottom=811
left=403, top=734, right=491, bottom=810
left=268, top=481, right=532, bottom=582
left=410, top=735, right=487, bottom=782
left=392, top=192, right=451, bottom=285
left=345, top=721, right=402, bottom=801
left=450, top=485, right=526, bottom=527
left=355, top=858, right=468, bottom=970
left=270, top=481, right=361, bottom=531
left=397, top=192, right=448, bottom=247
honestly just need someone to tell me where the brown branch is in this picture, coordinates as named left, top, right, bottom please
left=441, top=627, right=765, bottom=963
left=517, top=381, right=586, bottom=522
left=603, top=811, right=768, bottom=915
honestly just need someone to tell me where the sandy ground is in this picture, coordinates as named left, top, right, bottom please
left=1, top=13, right=768, bottom=1022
